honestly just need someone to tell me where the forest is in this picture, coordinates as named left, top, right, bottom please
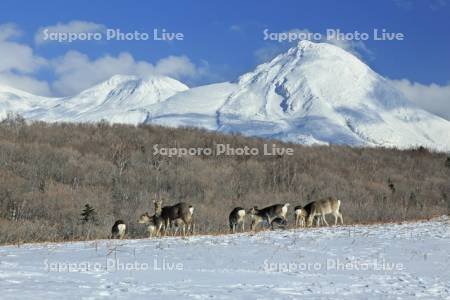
left=0, top=114, right=449, bottom=244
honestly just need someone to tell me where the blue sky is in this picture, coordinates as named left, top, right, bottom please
left=0, top=0, right=449, bottom=118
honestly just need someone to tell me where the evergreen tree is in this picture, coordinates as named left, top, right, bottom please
left=80, top=203, right=97, bottom=224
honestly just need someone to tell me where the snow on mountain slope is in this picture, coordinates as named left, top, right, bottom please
left=146, top=82, right=237, bottom=130
left=0, top=84, right=58, bottom=119
left=142, top=40, right=450, bottom=151
left=25, top=75, right=188, bottom=125
left=1, top=41, right=450, bottom=151
left=0, top=217, right=449, bottom=299
left=214, top=40, right=450, bottom=150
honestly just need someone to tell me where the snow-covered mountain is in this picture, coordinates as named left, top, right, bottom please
left=24, top=75, right=188, bottom=125
left=148, top=41, right=450, bottom=151
left=0, top=84, right=58, bottom=119
left=213, top=40, right=450, bottom=150
left=1, top=40, right=450, bottom=151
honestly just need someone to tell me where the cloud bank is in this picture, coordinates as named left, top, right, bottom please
left=0, top=23, right=51, bottom=95
left=0, top=21, right=209, bottom=97
left=390, top=79, right=450, bottom=121
left=51, top=51, right=206, bottom=96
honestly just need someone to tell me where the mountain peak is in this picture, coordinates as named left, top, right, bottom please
left=92, top=74, right=188, bottom=92
left=21, top=73, right=189, bottom=124
left=296, top=39, right=316, bottom=49
left=216, top=41, right=450, bottom=150
left=1, top=41, right=450, bottom=151
left=103, top=74, right=139, bottom=86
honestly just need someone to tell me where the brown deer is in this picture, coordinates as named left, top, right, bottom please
left=158, top=198, right=194, bottom=236
left=229, top=207, right=246, bottom=233
left=249, top=203, right=290, bottom=230
left=294, top=205, right=307, bottom=227
left=138, top=212, right=165, bottom=237
left=304, top=197, right=343, bottom=227
left=137, top=198, right=166, bottom=237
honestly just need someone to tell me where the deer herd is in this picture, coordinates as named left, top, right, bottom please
left=111, top=196, right=343, bottom=239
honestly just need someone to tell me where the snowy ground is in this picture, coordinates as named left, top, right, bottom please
left=1, top=217, right=449, bottom=299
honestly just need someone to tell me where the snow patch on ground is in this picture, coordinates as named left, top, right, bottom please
left=0, top=217, right=449, bottom=299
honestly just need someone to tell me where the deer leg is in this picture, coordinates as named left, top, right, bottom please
left=338, top=212, right=344, bottom=225
left=148, top=226, right=154, bottom=238
left=265, top=214, right=272, bottom=230
left=172, top=222, right=178, bottom=236
left=241, top=221, right=245, bottom=232
left=333, top=213, right=338, bottom=226
left=322, top=214, right=329, bottom=226
left=188, top=222, right=192, bottom=235
left=164, top=220, right=169, bottom=236
left=160, top=223, right=165, bottom=237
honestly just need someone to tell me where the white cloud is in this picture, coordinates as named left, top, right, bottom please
left=0, top=72, right=51, bottom=96
left=51, top=51, right=207, bottom=96
left=0, top=23, right=50, bottom=95
left=390, top=79, right=450, bottom=121
left=0, top=22, right=209, bottom=97
left=35, top=20, right=106, bottom=45
left=0, top=23, right=21, bottom=40
left=0, top=23, right=47, bottom=74
left=153, top=55, right=202, bottom=79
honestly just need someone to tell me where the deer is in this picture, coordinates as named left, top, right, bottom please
left=303, top=197, right=343, bottom=227
left=248, top=203, right=290, bottom=230
left=111, top=220, right=127, bottom=239
left=171, top=218, right=193, bottom=236
left=270, top=217, right=288, bottom=229
left=157, top=198, right=195, bottom=236
left=294, top=205, right=307, bottom=227
left=138, top=212, right=165, bottom=238
left=229, top=207, right=246, bottom=233
left=138, top=199, right=166, bottom=237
